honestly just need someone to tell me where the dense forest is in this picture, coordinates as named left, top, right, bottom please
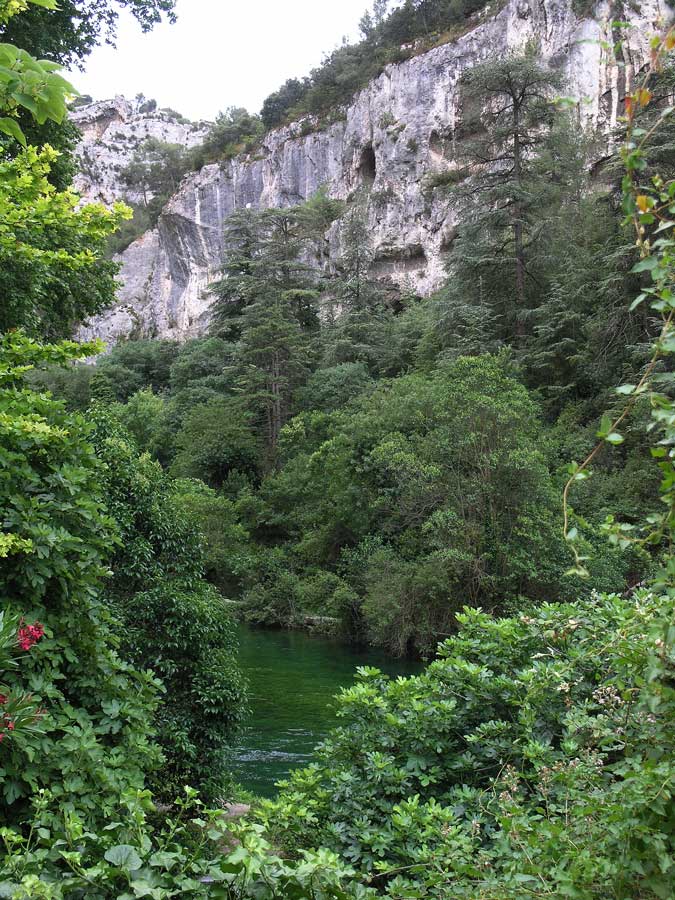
left=1, top=0, right=675, bottom=897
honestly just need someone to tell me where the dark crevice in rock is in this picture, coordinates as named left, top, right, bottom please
left=358, top=144, right=377, bottom=184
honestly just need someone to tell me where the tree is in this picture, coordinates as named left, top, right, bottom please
left=0, top=2, right=131, bottom=340
left=0, top=145, right=130, bottom=338
left=321, top=202, right=392, bottom=370
left=170, top=396, right=260, bottom=487
left=89, top=408, right=247, bottom=802
left=441, top=53, right=561, bottom=342
left=332, top=204, right=385, bottom=313
left=121, top=137, right=191, bottom=208
left=244, top=355, right=636, bottom=651
left=0, top=113, right=81, bottom=190
left=209, top=197, right=339, bottom=464
left=172, top=478, right=253, bottom=595
left=261, top=78, right=306, bottom=129
left=191, top=106, right=263, bottom=167
left=97, top=337, right=178, bottom=397
left=210, top=207, right=266, bottom=340
left=235, top=297, right=316, bottom=468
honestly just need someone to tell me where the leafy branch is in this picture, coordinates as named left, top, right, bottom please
left=564, top=25, right=675, bottom=582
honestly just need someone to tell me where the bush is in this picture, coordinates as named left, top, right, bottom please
left=170, top=397, right=260, bottom=488
left=172, top=479, right=253, bottom=595
left=116, top=388, right=174, bottom=464
left=89, top=407, right=247, bottom=803
left=118, top=582, right=247, bottom=801
left=263, top=590, right=675, bottom=899
left=0, top=333, right=160, bottom=826
left=0, top=787, right=374, bottom=899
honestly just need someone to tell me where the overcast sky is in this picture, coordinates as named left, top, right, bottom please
left=68, top=0, right=370, bottom=121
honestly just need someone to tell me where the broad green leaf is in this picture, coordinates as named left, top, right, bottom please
left=104, top=844, right=143, bottom=871
left=0, top=117, right=25, bottom=146
left=631, top=256, right=658, bottom=273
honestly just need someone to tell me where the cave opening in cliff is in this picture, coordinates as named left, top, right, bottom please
left=358, top=144, right=377, bottom=183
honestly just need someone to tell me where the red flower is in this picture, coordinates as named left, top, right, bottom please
left=17, top=620, right=44, bottom=651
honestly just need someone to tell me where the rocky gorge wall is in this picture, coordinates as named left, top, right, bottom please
left=72, top=96, right=209, bottom=206
left=77, top=0, right=669, bottom=345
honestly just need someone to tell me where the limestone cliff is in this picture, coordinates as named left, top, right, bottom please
left=72, top=96, right=208, bottom=206
left=77, top=0, right=668, bottom=345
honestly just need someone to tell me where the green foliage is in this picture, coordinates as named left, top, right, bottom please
left=191, top=107, right=263, bottom=168
left=0, top=114, right=81, bottom=191
left=172, top=479, right=253, bottom=594
left=263, top=590, right=675, bottom=899
left=89, top=408, right=247, bottom=802
left=0, top=37, right=73, bottom=145
left=209, top=198, right=343, bottom=465
left=168, top=337, right=235, bottom=393
left=0, top=332, right=161, bottom=826
left=114, top=138, right=193, bottom=250
left=114, top=387, right=173, bottom=462
left=0, top=146, right=130, bottom=338
left=118, top=581, right=247, bottom=802
left=296, top=363, right=374, bottom=413
left=0, top=1, right=128, bottom=340
left=170, top=397, right=259, bottom=487
left=438, top=53, right=562, bottom=336
left=0, top=787, right=374, bottom=899
left=259, top=0, right=491, bottom=128
left=98, top=338, right=178, bottom=399
left=241, top=355, right=635, bottom=652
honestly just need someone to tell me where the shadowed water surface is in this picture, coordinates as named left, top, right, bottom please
left=231, top=624, right=422, bottom=797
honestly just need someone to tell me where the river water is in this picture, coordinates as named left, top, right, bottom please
left=230, top=624, right=422, bottom=797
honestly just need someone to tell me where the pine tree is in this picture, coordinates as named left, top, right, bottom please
left=210, top=195, right=341, bottom=464
left=235, top=296, right=315, bottom=469
left=441, top=52, right=562, bottom=343
left=209, top=195, right=339, bottom=340
left=321, top=203, right=391, bottom=369
left=209, top=207, right=264, bottom=340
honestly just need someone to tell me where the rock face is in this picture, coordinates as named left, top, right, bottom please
left=78, top=0, right=668, bottom=345
left=72, top=96, right=208, bottom=206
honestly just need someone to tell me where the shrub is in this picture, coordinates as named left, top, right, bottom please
left=263, top=590, right=675, bottom=899
left=170, top=397, right=260, bottom=488
left=0, top=787, right=374, bottom=899
left=118, top=582, right=247, bottom=801
left=172, top=478, right=253, bottom=595
left=0, top=333, right=161, bottom=826
left=89, top=408, right=248, bottom=803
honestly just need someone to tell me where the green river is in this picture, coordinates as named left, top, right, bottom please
left=231, top=624, right=422, bottom=797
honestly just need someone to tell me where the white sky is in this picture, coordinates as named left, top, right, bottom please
left=68, top=0, right=371, bottom=121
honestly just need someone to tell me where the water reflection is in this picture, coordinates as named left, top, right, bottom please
left=230, top=624, right=421, bottom=797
